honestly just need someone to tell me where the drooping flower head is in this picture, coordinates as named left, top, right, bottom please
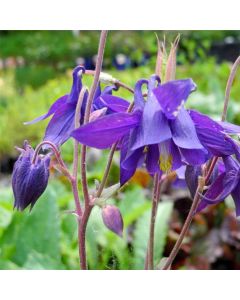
left=12, top=141, right=50, bottom=211
left=25, top=66, right=129, bottom=147
left=196, top=156, right=240, bottom=216
left=72, top=75, right=208, bottom=185
left=72, top=70, right=240, bottom=187
left=120, top=76, right=208, bottom=184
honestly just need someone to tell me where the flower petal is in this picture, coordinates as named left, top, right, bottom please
left=223, top=156, right=240, bottom=173
left=169, top=140, right=183, bottom=170
left=120, top=134, right=144, bottom=185
left=185, top=165, right=202, bottom=198
left=131, top=95, right=172, bottom=150
left=71, top=112, right=141, bottom=149
left=147, top=75, right=161, bottom=92
left=197, top=171, right=239, bottom=213
left=146, top=144, right=161, bottom=175
left=189, top=110, right=238, bottom=156
left=170, top=108, right=204, bottom=149
left=94, top=94, right=130, bottom=113
left=153, top=79, right=196, bottom=119
left=67, top=66, right=85, bottom=103
left=176, top=165, right=186, bottom=180
left=134, top=79, right=149, bottom=111
left=180, top=147, right=208, bottom=166
left=43, top=102, right=76, bottom=146
left=24, top=95, right=68, bottom=125
left=218, top=121, right=240, bottom=134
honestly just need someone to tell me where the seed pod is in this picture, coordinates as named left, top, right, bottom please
left=12, top=141, right=50, bottom=211
left=101, top=205, right=123, bottom=237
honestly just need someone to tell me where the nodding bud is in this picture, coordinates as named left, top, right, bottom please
left=101, top=205, right=123, bottom=237
left=12, top=141, right=50, bottom=211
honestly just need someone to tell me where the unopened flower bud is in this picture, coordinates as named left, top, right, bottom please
left=12, top=141, right=50, bottom=211
left=102, top=205, right=123, bottom=237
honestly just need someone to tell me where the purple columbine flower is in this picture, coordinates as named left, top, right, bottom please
left=196, top=156, right=240, bottom=216
left=25, top=66, right=129, bottom=147
left=12, top=141, right=50, bottom=211
left=71, top=74, right=240, bottom=186
left=72, top=75, right=209, bottom=185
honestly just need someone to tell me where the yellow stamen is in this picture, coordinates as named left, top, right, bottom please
left=143, top=146, right=148, bottom=153
left=159, top=154, right=173, bottom=173
left=158, top=142, right=173, bottom=173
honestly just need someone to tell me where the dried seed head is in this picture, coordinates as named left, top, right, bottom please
left=165, top=34, right=180, bottom=82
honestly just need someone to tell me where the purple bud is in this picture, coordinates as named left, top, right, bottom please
left=12, top=141, right=50, bottom=211
left=101, top=205, right=123, bottom=237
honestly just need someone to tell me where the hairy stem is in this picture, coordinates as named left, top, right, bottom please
left=71, top=179, right=82, bottom=217
left=96, top=101, right=135, bottom=198
left=73, top=87, right=88, bottom=179
left=34, top=140, right=83, bottom=218
left=146, top=174, right=163, bottom=270
left=83, top=31, right=108, bottom=124
left=96, top=143, right=118, bottom=198
left=72, top=87, right=88, bottom=219
left=78, top=205, right=93, bottom=270
left=147, top=174, right=159, bottom=269
left=162, top=182, right=204, bottom=270
left=79, top=30, right=108, bottom=270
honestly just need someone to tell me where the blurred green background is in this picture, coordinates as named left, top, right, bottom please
left=1, top=30, right=240, bottom=270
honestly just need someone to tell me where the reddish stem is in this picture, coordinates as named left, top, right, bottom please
left=79, top=30, right=108, bottom=270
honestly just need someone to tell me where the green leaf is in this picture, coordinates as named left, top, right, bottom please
left=0, top=187, right=14, bottom=238
left=0, top=260, right=20, bottom=270
left=86, top=207, right=129, bottom=270
left=132, top=201, right=173, bottom=270
left=23, top=251, right=65, bottom=270
left=0, top=182, right=61, bottom=267
left=153, top=202, right=173, bottom=266
left=118, top=186, right=151, bottom=227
